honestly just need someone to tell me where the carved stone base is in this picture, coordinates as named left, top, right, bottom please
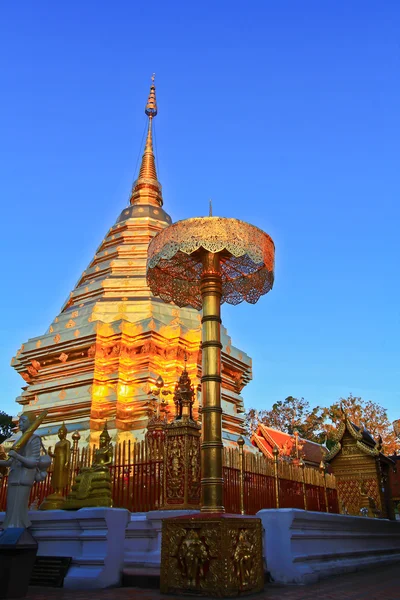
left=63, top=495, right=112, bottom=510
left=39, top=492, right=66, bottom=511
left=160, top=513, right=264, bottom=597
left=63, top=470, right=113, bottom=510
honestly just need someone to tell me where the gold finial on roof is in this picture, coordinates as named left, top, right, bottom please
left=145, top=73, right=157, bottom=117
left=130, top=75, right=163, bottom=208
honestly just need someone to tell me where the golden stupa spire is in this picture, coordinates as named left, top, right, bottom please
left=130, top=74, right=163, bottom=207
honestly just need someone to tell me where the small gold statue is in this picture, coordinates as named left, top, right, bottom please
left=63, top=422, right=113, bottom=509
left=40, top=423, right=71, bottom=510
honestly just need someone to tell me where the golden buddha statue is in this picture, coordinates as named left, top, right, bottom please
left=63, top=422, right=113, bottom=509
left=40, top=422, right=71, bottom=510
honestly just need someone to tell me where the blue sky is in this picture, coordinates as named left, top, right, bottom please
left=1, top=1, right=399, bottom=421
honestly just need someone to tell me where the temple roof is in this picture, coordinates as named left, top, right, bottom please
left=325, top=414, right=394, bottom=464
left=251, top=423, right=325, bottom=466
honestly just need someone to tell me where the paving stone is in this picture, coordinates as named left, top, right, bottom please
left=24, top=562, right=400, bottom=600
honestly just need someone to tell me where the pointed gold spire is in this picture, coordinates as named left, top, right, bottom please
left=130, top=74, right=163, bottom=207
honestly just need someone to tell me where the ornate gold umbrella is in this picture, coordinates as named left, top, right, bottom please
left=147, top=215, right=274, bottom=596
left=148, top=216, right=274, bottom=513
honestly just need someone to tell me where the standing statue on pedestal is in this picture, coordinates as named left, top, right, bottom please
left=63, top=422, right=113, bottom=509
left=0, top=411, right=51, bottom=529
left=40, top=423, right=71, bottom=510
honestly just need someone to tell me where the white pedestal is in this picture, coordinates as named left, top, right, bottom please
left=257, top=508, right=400, bottom=584
left=123, top=510, right=199, bottom=576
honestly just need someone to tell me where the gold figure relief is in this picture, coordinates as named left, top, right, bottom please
left=71, top=310, right=79, bottom=318
left=58, top=352, right=68, bottom=363
left=161, top=518, right=264, bottom=596
left=53, top=334, right=61, bottom=344
left=65, top=319, right=76, bottom=329
left=74, top=330, right=80, bottom=337
left=36, top=340, right=41, bottom=348
left=178, top=529, right=208, bottom=589
left=232, top=529, right=255, bottom=589
left=167, top=437, right=184, bottom=500
left=49, top=325, right=54, bottom=333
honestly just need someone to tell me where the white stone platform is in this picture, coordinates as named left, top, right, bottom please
left=2, top=507, right=400, bottom=588
left=123, top=510, right=199, bottom=578
left=257, top=508, right=400, bottom=584
left=0, top=508, right=130, bottom=589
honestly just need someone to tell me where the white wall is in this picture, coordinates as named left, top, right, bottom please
left=257, top=508, right=400, bottom=584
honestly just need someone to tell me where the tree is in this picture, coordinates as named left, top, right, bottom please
left=0, top=411, right=13, bottom=444
left=322, top=395, right=399, bottom=455
left=245, top=396, right=325, bottom=443
left=245, top=394, right=399, bottom=456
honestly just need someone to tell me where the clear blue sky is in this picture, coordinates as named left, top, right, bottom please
left=1, top=1, right=399, bottom=422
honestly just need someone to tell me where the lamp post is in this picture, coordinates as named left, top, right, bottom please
left=147, top=215, right=274, bottom=596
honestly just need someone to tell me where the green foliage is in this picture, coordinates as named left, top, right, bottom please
left=0, top=411, right=13, bottom=444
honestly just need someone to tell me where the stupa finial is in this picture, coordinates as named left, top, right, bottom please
left=130, top=75, right=163, bottom=207
left=145, top=73, right=157, bottom=117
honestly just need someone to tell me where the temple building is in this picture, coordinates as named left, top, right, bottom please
left=325, top=411, right=394, bottom=518
left=10, top=79, right=253, bottom=448
left=251, top=423, right=325, bottom=468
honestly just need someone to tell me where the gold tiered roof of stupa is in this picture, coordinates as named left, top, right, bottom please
left=10, top=77, right=254, bottom=449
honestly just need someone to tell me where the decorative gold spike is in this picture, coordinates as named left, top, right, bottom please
left=130, top=76, right=163, bottom=207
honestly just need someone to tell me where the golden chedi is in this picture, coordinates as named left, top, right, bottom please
left=40, top=422, right=71, bottom=510
left=10, top=77, right=253, bottom=452
left=64, top=422, right=113, bottom=509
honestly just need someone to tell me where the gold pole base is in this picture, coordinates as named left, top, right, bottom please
left=160, top=514, right=264, bottom=597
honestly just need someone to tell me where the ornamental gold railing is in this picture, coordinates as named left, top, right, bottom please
left=222, top=446, right=338, bottom=514
left=0, top=439, right=338, bottom=514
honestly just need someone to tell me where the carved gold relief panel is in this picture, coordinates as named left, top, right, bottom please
left=161, top=516, right=264, bottom=597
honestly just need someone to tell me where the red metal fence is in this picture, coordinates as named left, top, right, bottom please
left=0, top=440, right=338, bottom=514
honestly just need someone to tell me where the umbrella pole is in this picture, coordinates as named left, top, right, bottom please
left=200, top=251, right=224, bottom=513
